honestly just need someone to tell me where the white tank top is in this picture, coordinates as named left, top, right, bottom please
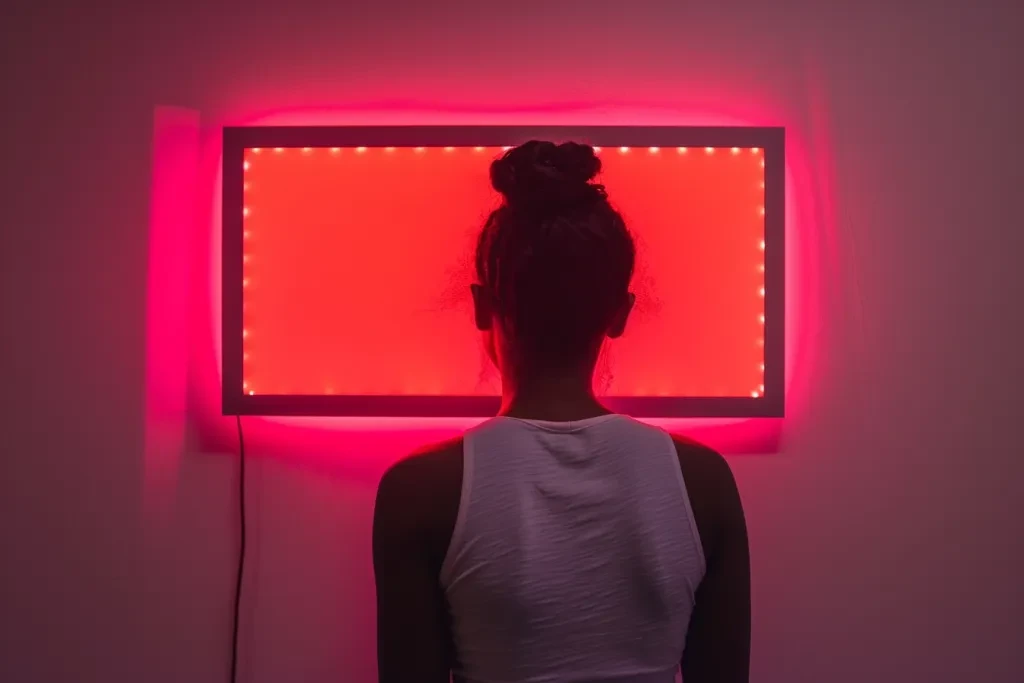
left=440, top=414, right=706, bottom=683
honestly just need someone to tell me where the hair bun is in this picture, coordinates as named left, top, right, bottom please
left=490, top=141, right=603, bottom=210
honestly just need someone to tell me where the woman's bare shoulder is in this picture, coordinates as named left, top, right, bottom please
left=379, top=437, right=463, bottom=487
left=375, top=438, right=464, bottom=565
left=668, top=435, right=743, bottom=559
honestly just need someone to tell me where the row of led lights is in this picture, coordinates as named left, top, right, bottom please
left=242, top=146, right=766, bottom=171
left=243, top=147, right=765, bottom=171
left=598, top=146, right=760, bottom=156
left=244, top=145, right=762, bottom=156
left=752, top=191, right=768, bottom=410
left=748, top=133, right=766, bottom=393
left=241, top=204, right=765, bottom=219
left=754, top=215, right=766, bottom=397
left=238, top=382, right=769, bottom=398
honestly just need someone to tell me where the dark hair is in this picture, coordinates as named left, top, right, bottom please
left=475, top=141, right=635, bottom=365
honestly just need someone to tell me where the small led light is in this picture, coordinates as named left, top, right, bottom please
left=302, top=147, right=312, bottom=154
left=384, top=147, right=395, bottom=153
left=243, top=161, right=251, bottom=171
left=242, top=279, right=249, bottom=288
left=330, top=147, right=341, bottom=154
left=619, top=146, right=630, bottom=153
left=677, top=147, right=687, bottom=154
left=243, top=182, right=250, bottom=192
left=731, top=147, right=741, bottom=155
left=474, top=147, right=485, bottom=152
left=758, top=263, right=765, bottom=273
left=760, top=159, right=766, bottom=168
left=243, top=254, right=250, bottom=263
left=356, top=147, right=367, bottom=153
left=758, top=206, right=765, bottom=216
left=443, top=146, right=454, bottom=152
left=243, top=382, right=248, bottom=390
left=243, top=207, right=250, bottom=217
left=251, top=148, right=261, bottom=154
left=760, top=181, right=765, bottom=189
left=243, top=231, right=251, bottom=240
left=759, top=384, right=765, bottom=392
left=759, top=239, right=766, bottom=250
left=243, top=352, right=250, bottom=361
left=760, top=363, right=766, bottom=371
left=752, top=147, right=760, bottom=154
left=751, top=390, right=760, bottom=398
left=242, top=329, right=249, bottom=339
left=274, top=147, right=284, bottom=154
left=759, top=314, right=765, bottom=324
left=759, top=287, right=766, bottom=297
left=415, top=147, right=426, bottom=153
left=502, top=146, right=512, bottom=151
left=593, top=146, right=602, bottom=153
left=649, top=146, right=660, bottom=153
left=248, top=390, right=254, bottom=396
left=705, top=147, right=715, bottom=154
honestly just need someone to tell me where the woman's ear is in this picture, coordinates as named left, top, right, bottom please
left=470, top=284, right=493, bottom=331
left=607, top=291, right=635, bottom=339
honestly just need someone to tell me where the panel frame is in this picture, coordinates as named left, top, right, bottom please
left=222, top=125, right=785, bottom=417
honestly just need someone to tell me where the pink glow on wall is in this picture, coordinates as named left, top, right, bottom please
left=147, top=102, right=826, bottom=455
left=143, top=107, right=200, bottom=521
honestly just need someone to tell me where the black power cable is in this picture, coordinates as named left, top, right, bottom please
left=230, top=415, right=247, bottom=682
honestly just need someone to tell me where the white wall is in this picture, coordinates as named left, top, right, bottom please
left=1, top=1, right=1021, bottom=682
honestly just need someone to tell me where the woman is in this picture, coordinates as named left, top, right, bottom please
left=373, top=141, right=750, bottom=683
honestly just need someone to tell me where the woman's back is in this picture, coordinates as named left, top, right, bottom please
left=441, top=415, right=705, bottom=683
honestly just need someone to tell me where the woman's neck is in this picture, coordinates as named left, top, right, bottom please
left=498, top=369, right=611, bottom=422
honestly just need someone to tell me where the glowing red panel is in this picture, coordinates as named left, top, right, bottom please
left=222, top=127, right=785, bottom=417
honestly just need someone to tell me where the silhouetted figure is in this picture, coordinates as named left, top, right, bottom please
left=373, top=141, right=750, bottom=683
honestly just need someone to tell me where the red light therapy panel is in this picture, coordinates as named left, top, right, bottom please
left=222, top=126, right=785, bottom=418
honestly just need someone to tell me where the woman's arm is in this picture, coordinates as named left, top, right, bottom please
left=675, top=439, right=752, bottom=683
left=372, top=454, right=455, bottom=683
